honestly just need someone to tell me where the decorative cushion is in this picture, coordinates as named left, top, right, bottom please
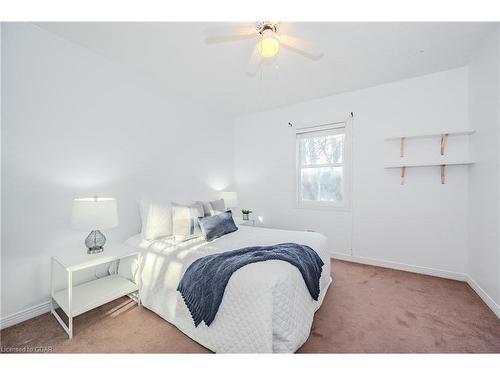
left=198, top=210, right=238, bottom=241
left=194, top=201, right=212, bottom=217
left=190, top=201, right=205, bottom=218
left=140, top=199, right=171, bottom=240
left=208, top=198, right=226, bottom=216
left=171, top=202, right=203, bottom=241
left=194, top=199, right=227, bottom=217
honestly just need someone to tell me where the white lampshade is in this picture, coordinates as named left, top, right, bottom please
left=71, top=197, right=118, bottom=231
left=219, top=191, right=238, bottom=208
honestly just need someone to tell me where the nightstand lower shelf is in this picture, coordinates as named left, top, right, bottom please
left=51, top=248, right=142, bottom=339
left=53, top=274, right=138, bottom=318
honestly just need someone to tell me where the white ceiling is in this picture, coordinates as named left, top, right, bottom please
left=36, top=22, right=495, bottom=116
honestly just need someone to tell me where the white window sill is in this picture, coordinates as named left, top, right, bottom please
left=295, top=203, right=351, bottom=212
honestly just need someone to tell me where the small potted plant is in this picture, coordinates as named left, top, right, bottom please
left=241, top=209, right=252, bottom=221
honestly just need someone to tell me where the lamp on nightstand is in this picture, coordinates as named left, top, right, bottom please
left=219, top=191, right=238, bottom=211
left=71, top=196, right=118, bottom=254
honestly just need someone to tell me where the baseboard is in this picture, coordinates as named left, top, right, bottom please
left=331, top=252, right=468, bottom=281
left=2, top=257, right=498, bottom=330
left=0, top=300, right=51, bottom=330
left=466, top=276, right=500, bottom=319
left=331, top=253, right=500, bottom=319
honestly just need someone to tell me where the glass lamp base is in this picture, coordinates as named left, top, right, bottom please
left=87, top=246, right=104, bottom=254
left=85, top=230, right=106, bottom=254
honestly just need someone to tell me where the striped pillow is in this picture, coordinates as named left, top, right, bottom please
left=171, top=202, right=204, bottom=241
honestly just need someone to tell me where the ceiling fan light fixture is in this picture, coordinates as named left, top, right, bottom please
left=258, top=30, right=280, bottom=59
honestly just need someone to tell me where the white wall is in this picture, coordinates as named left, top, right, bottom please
left=234, top=68, right=470, bottom=276
left=468, top=27, right=500, bottom=307
left=1, top=23, right=234, bottom=319
left=0, top=24, right=3, bottom=321
left=3, top=22, right=499, bottom=324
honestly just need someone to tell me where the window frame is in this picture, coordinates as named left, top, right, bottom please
left=295, top=121, right=352, bottom=211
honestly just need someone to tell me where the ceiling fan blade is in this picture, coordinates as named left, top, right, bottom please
left=245, top=45, right=262, bottom=76
left=279, top=35, right=324, bottom=60
left=204, top=25, right=257, bottom=44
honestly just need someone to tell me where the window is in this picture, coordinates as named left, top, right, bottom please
left=296, top=123, right=350, bottom=209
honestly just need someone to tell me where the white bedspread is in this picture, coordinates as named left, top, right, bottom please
left=121, top=225, right=332, bottom=353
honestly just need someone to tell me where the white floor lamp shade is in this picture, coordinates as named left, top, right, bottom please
left=71, top=197, right=118, bottom=254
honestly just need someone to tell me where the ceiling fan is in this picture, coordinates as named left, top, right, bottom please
left=204, top=22, right=324, bottom=76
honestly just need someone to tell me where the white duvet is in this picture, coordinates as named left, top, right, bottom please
left=121, top=225, right=332, bottom=353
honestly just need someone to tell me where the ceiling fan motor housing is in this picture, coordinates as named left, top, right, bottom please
left=256, top=21, right=279, bottom=35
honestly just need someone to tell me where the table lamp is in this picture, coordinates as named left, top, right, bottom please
left=71, top=196, right=118, bottom=254
left=219, top=191, right=238, bottom=211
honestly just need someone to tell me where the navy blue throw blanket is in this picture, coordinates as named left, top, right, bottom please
left=177, top=242, right=324, bottom=327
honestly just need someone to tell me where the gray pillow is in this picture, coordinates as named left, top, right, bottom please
left=208, top=199, right=226, bottom=216
left=198, top=210, right=238, bottom=241
left=193, top=201, right=211, bottom=217
left=194, top=199, right=227, bottom=217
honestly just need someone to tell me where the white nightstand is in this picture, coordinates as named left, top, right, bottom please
left=235, top=217, right=255, bottom=227
left=50, top=245, right=141, bottom=339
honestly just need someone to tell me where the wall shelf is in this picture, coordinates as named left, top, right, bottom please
left=384, top=160, right=475, bottom=169
left=384, top=130, right=475, bottom=141
left=385, top=160, right=474, bottom=185
left=384, top=130, right=475, bottom=184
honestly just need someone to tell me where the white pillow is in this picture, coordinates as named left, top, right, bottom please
left=190, top=201, right=205, bottom=218
left=171, top=202, right=203, bottom=241
left=140, top=199, right=172, bottom=240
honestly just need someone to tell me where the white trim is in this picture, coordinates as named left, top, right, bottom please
left=466, top=276, right=500, bottom=319
left=0, top=300, right=51, bottom=329
left=295, top=119, right=352, bottom=211
left=2, top=255, right=498, bottom=330
left=294, top=121, right=346, bottom=134
left=330, top=252, right=467, bottom=281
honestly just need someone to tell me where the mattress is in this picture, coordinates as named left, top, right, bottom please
left=121, top=225, right=332, bottom=353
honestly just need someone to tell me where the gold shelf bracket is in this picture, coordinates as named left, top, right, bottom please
left=440, top=133, right=448, bottom=156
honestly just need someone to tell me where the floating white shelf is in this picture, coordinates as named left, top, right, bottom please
left=384, top=160, right=475, bottom=169
left=384, top=130, right=475, bottom=184
left=384, top=130, right=475, bottom=141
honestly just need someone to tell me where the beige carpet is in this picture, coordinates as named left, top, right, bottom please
left=1, top=259, right=499, bottom=353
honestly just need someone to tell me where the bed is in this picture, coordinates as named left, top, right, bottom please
left=121, top=224, right=332, bottom=353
